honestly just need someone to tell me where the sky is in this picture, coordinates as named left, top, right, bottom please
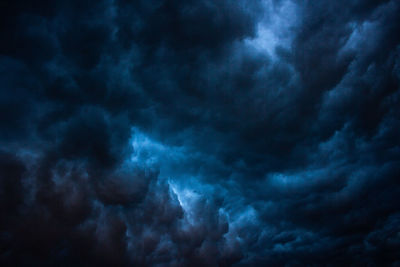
left=0, top=0, right=400, bottom=266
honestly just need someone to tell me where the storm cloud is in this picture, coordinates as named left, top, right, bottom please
left=1, top=0, right=400, bottom=266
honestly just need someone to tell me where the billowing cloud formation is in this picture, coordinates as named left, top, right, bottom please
left=1, top=0, right=400, bottom=266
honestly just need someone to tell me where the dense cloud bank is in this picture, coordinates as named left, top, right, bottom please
left=1, top=0, right=400, bottom=266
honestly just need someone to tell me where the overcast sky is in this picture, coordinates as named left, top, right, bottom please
left=1, top=0, right=400, bottom=266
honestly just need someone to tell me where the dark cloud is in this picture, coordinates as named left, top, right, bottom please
left=1, top=0, right=400, bottom=266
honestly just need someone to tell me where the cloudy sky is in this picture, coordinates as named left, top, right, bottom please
left=1, top=0, right=400, bottom=266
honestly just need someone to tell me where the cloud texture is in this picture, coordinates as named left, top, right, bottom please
left=1, top=0, right=400, bottom=266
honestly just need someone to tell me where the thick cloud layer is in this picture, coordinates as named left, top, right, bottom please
left=1, top=0, right=400, bottom=266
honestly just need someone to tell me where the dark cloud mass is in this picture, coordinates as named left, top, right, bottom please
left=1, top=0, right=400, bottom=266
